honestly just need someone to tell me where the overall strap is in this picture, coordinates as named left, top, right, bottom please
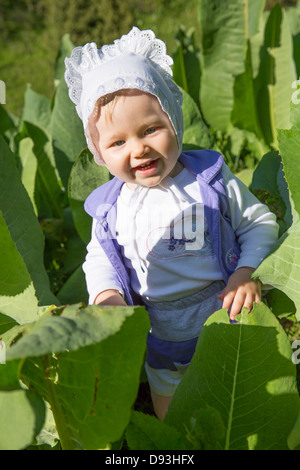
left=84, top=177, right=124, bottom=221
left=84, top=177, right=136, bottom=305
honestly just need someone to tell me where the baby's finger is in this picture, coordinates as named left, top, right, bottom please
left=217, top=291, right=225, bottom=300
left=242, top=289, right=261, bottom=313
left=229, top=291, right=247, bottom=320
left=242, top=293, right=256, bottom=313
left=221, top=289, right=236, bottom=311
left=254, top=293, right=261, bottom=306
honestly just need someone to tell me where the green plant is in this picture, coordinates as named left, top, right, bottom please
left=0, top=1, right=300, bottom=450
left=173, top=1, right=300, bottom=173
left=127, top=306, right=300, bottom=450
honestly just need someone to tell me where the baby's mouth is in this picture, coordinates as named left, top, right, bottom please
left=134, top=159, right=158, bottom=173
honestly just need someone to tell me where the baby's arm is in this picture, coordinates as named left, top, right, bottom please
left=217, top=267, right=261, bottom=320
left=218, top=163, right=278, bottom=320
left=94, top=289, right=127, bottom=306
left=83, top=219, right=126, bottom=306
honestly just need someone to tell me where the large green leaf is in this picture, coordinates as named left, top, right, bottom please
left=0, top=213, right=38, bottom=320
left=172, top=26, right=201, bottom=109
left=126, top=406, right=226, bottom=450
left=0, top=206, right=38, bottom=322
left=165, top=304, right=300, bottom=450
left=21, top=122, right=63, bottom=219
left=181, top=88, right=214, bottom=151
left=126, top=411, right=186, bottom=450
left=253, top=100, right=300, bottom=319
left=286, top=3, right=300, bottom=78
left=277, top=131, right=300, bottom=218
left=21, top=86, right=52, bottom=137
left=0, top=104, right=16, bottom=135
left=198, top=0, right=265, bottom=132
left=288, top=411, right=300, bottom=450
left=251, top=150, right=292, bottom=234
left=255, top=5, right=296, bottom=147
left=198, top=0, right=296, bottom=152
left=0, top=136, right=58, bottom=306
left=6, top=304, right=150, bottom=450
left=68, top=148, right=110, bottom=244
left=230, top=1, right=266, bottom=139
left=254, top=206, right=300, bottom=322
left=231, top=42, right=264, bottom=140
left=19, top=137, right=38, bottom=214
left=57, top=265, right=88, bottom=305
left=0, top=360, right=46, bottom=450
left=51, top=78, right=86, bottom=191
left=269, top=8, right=296, bottom=133
left=0, top=389, right=45, bottom=450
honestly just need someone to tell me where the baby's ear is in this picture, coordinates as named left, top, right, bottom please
left=87, top=112, right=99, bottom=142
left=87, top=138, right=105, bottom=166
left=89, top=125, right=100, bottom=150
left=85, top=119, right=103, bottom=165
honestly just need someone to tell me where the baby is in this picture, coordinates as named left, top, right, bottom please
left=65, top=27, right=278, bottom=420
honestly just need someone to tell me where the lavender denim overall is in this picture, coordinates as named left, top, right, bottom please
left=84, top=150, right=241, bottom=392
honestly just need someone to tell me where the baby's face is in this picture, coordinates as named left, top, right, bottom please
left=94, top=91, right=181, bottom=188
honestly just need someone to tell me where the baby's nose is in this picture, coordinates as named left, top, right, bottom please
left=130, top=140, right=150, bottom=158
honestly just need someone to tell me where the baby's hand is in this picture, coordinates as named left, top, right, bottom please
left=217, top=267, right=261, bottom=320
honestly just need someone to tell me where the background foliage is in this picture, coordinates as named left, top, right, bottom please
left=0, top=0, right=198, bottom=115
left=0, top=0, right=300, bottom=451
left=1, top=0, right=297, bottom=115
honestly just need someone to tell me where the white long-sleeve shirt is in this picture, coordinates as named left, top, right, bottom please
left=83, top=163, right=278, bottom=304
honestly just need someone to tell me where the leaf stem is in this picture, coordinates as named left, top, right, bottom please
left=224, top=325, right=242, bottom=450
left=178, top=45, right=189, bottom=93
left=43, top=354, right=75, bottom=450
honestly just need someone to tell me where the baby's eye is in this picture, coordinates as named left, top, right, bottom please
left=113, top=140, right=125, bottom=147
left=145, top=127, right=157, bottom=135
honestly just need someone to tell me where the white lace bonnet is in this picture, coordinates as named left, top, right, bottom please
left=64, top=27, right=183, bottom=165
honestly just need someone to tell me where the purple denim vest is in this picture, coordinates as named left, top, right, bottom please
left=84, top=149, right=241, bottom=305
